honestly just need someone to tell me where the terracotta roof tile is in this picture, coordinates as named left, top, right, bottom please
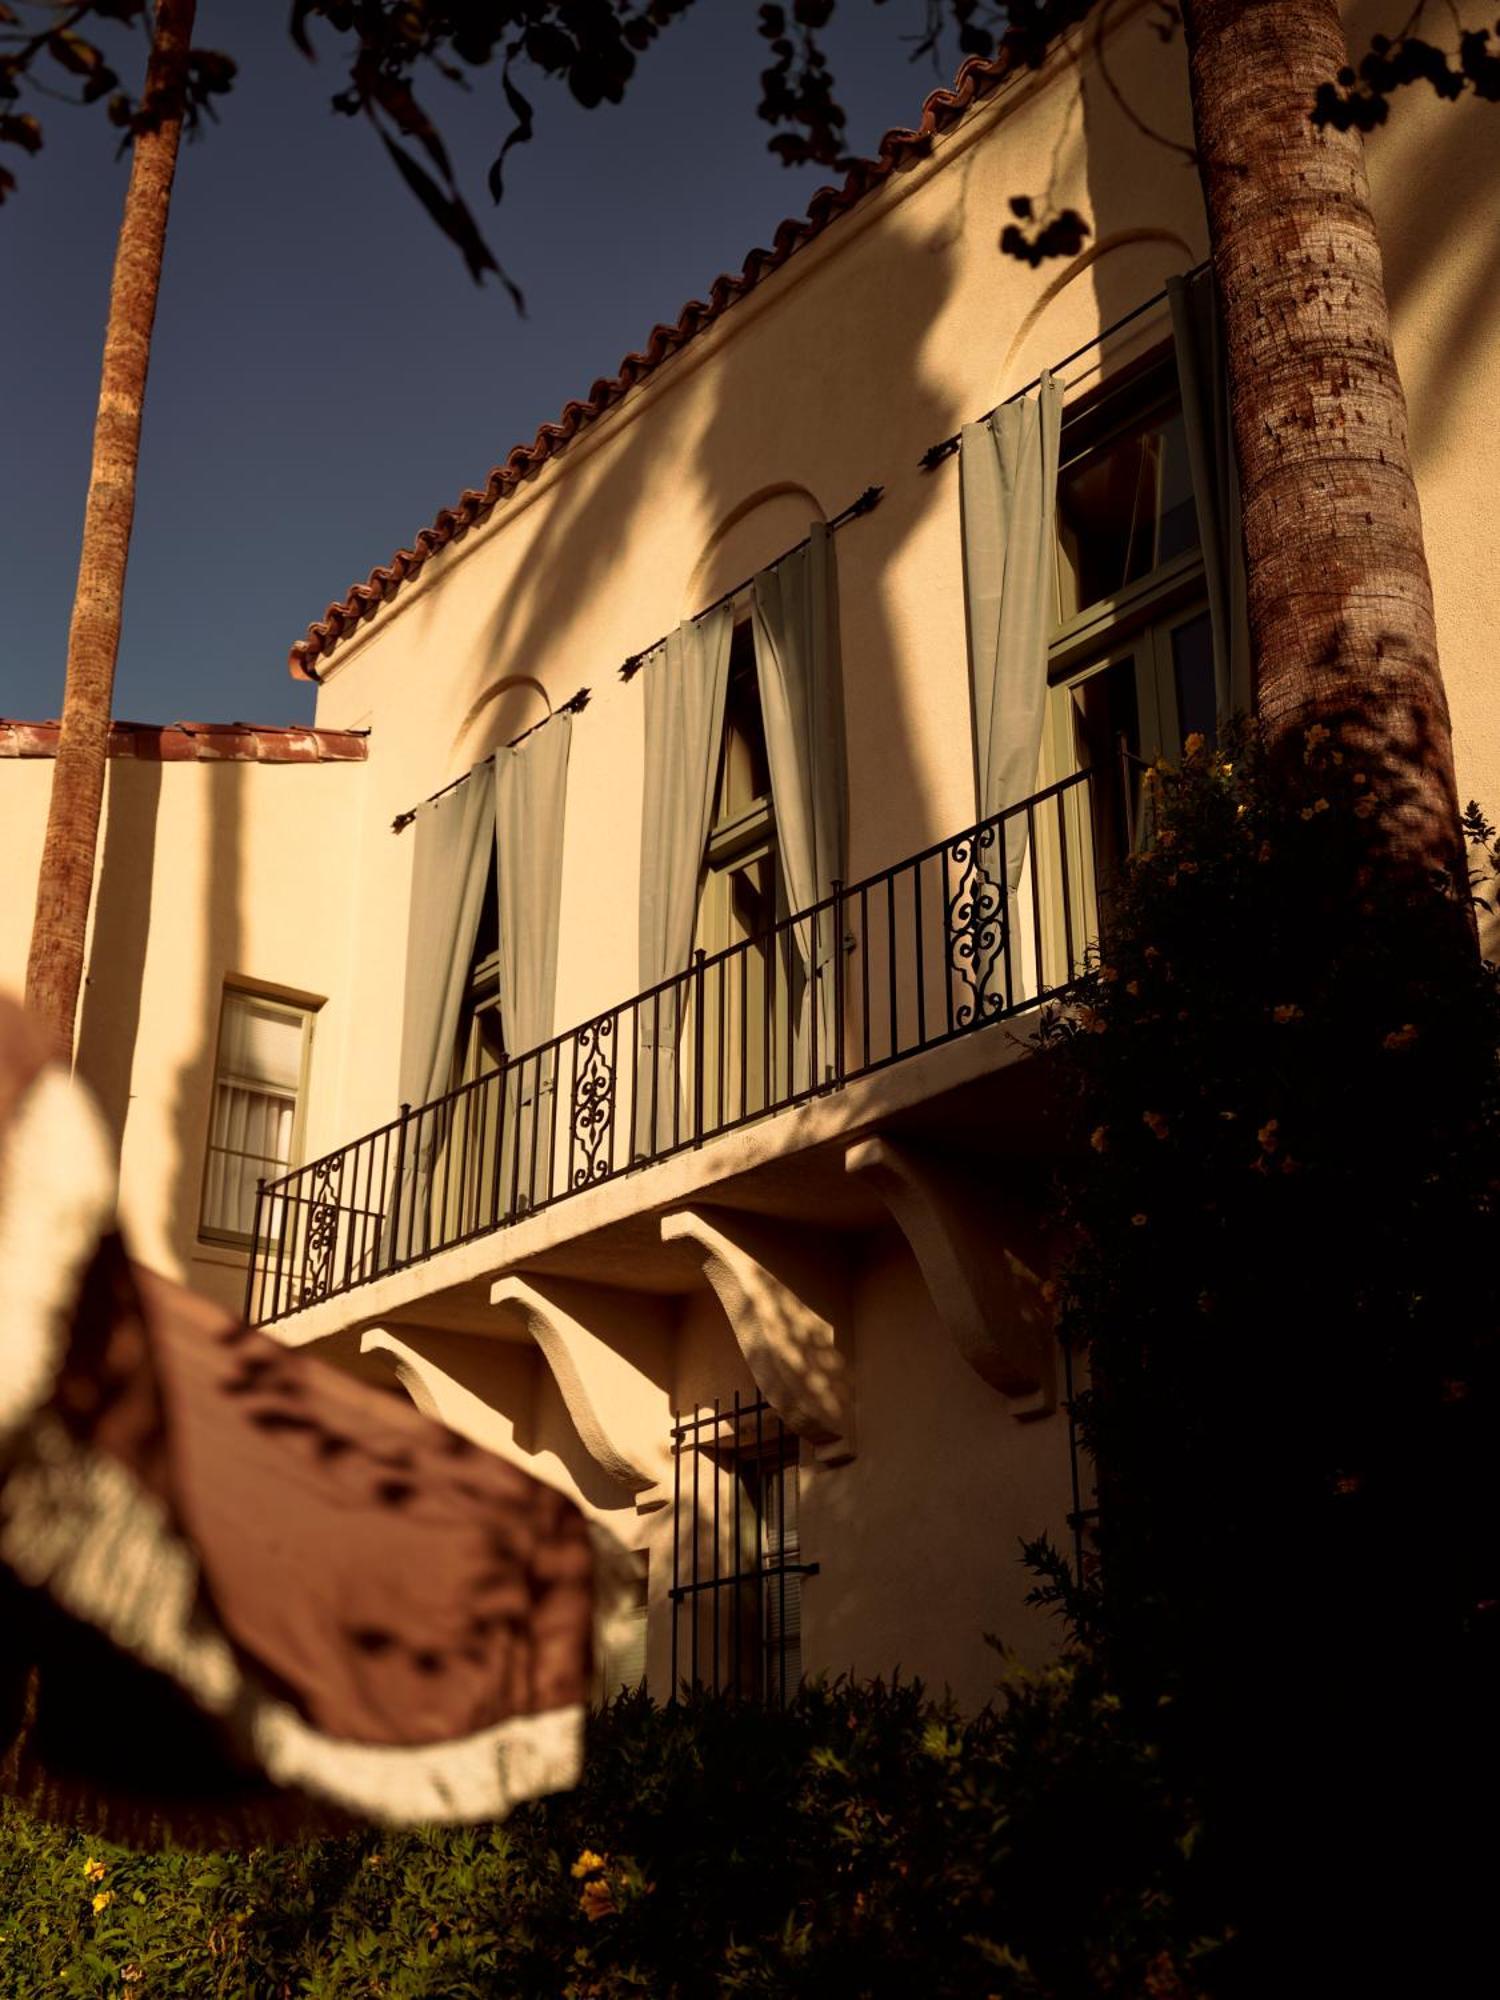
left=289, top=48, right=1018, bottom=678
left=0, top=720, right=369, bottom=764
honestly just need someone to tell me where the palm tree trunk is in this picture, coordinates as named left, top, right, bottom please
left=1182, top=0, right=1464, bottom=891
left=24, top=0, right=196, bottom=1060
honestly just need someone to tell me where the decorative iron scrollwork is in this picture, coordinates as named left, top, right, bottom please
left=299, top=1152, right=344, bottom=1306
left=572, top=1016, right=616, bottom=1187
left=946, top=823, right=1006, bottom=1028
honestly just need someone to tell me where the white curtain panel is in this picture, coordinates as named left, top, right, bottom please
left=1168, top=267, right=1253, bottom=720
left=751, top=520, right=847, bottom=1082
left=960, top=372, right=1063, bottom=894
left=636, top=604, right=734, bottom=1153
left=395, top=767, right=496, bottom=1256
left=494, top=713, right=572, bottom=1211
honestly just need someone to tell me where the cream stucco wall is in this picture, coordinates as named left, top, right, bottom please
left=1, top=754, right=366, bottom=1316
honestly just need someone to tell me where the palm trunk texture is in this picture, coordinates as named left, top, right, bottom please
left=1183, top=0, right=1464, bottom=889
left=24, top=0, right=195, bottom=1060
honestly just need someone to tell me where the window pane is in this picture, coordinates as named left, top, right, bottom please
left=217, top=994, right=304, bottom=1091
left=1057, top=409, right=1200, bottom=619
left=1171, top=610, right=1217, bottom=752
left=716, top=627, right=772, bottom=824
left=1069, top=656, right=1144, bottom=882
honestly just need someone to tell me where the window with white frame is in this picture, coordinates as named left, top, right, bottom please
left=199, top=987, right=316, bottom=1243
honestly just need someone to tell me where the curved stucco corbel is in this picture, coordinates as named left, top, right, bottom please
left=489, top=1275, right=673, bottom=1511
left=358, top=1326, right=537, bottom=1461
left=659, top=1207, right=854, bottom=1465
left=845, top=1135, right=1056, bottom=1420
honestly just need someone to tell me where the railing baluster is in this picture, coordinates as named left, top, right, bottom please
left=700, top=944, right=712, bottom=1152
left=1056, top=786, right=1076, bottom=987
left=912, top=861, right=925, bottom=1045
left=244, top=1180, right=265, bottom=1324
left=1026, top=800, right=1043, bottom=1008
left=832, top=881, right=845, bottom=1086
left=887, top=873, right=899, bottom=1058
left=860, top=882, right=871, bottom=1070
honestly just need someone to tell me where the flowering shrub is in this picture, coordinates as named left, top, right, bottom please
left=0, top=1672, right=1222, bottom=1998
left=1041, top=725, right=1500, bottom=1984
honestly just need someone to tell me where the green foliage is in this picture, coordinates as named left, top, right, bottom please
left=1041, top=724, right=1500, bottom=1981
left=0, top=1673, right=1220, bottom=1999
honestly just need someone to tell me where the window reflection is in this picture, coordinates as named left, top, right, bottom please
left=1056, top=407, right=1199, bottom=620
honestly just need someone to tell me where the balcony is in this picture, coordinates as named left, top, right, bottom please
left=245, top=772, right=1096, bottom=1329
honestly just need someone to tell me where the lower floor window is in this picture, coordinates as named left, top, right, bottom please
left=669, top=1395, right=813, bottom=1704
left=200, top=986, right=316, bottom=1242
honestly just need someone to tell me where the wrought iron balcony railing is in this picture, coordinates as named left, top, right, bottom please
left=244, top=771, right=1097, bottom=1327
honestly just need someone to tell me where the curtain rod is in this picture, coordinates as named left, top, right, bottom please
left=916, top=258, right=1210, bottom=471
left=391, top=684, right=591, bottom=833
left=618, top=483, right=885, bottom=683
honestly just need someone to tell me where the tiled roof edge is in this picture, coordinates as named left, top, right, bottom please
left=0, top=721, right=370, bottom=764
left=288, top=45, right=1024, bottom=678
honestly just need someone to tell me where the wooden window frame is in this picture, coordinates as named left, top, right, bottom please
left=198, top=981, right=319, bottom=1250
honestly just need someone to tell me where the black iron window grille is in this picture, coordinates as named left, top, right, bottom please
left=244, top=772, right=1097, bottom=1327
left=669, top=1396, right=814, bottom=1705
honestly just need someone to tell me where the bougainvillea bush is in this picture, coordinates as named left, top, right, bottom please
left=0, top=1673, right=1221, bottom=1999
left=1042, top=725, right=1500, bottom=1985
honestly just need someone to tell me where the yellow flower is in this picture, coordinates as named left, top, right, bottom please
left=1183, top=732, right=1205, bottom=757
left=91, top=1891, right=112, bottom=1915
left=83, top=1858, right=107, bottom=1884
left=1125, top=979, right=1141, bottom=998
left=571, top=1849, right=607, bottom=1880
left=579, top=1878, right=616, bottom=1922
left=1089, top=1126, right=1109, bottom=1153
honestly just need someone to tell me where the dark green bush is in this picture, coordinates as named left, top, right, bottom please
left=0, top=1669, right=1221, bottom=1999
left=1042, top=725, right=1500, bottom=1987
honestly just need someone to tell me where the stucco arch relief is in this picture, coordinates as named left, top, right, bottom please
left=687, top=484, right=827, bottom=614
left=997, top=230, right=1197, bottom=404
left=845, top=1134, right=1056, bottom=1420
left=659, top=1206, right=855, bottom=1465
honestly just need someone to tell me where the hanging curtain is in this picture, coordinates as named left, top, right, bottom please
left=494, top=714, right=573, bottom=1214
left=960, top=371, right=1063, bottom=888
left=1168, top=267, right=1252, bottom=720
left=393, top=766, right=495, bottom=1259
left=751, top=520, right=847, bottom=1084
left=636, top=604, right=734, bottom=1154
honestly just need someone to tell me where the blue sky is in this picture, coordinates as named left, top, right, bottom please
left=1, top=4, right=949, bottom=726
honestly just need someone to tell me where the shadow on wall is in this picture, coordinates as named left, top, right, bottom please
left=1342, top=0, right=1500, bottom=470
left=455, top=143, right=971, bottom=867
left=76, top=757, right=163, bottom=1151
left=166, top=762, right=244, bottom=1282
